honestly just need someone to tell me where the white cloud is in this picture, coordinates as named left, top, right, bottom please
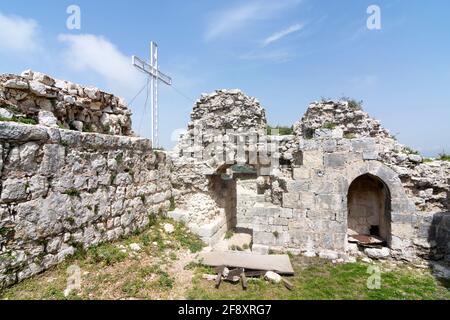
left=263, top=23, right=303, bottom=46
left=204, top=0, right=301, bottom=40
left=240, top=48, right=294, bottom=63
left=58, top=34, right=144, bottom=95
left=0, top=12, right=40, bottom=53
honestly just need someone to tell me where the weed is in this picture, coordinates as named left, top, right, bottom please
left=63, top=188, right=81, bottom=197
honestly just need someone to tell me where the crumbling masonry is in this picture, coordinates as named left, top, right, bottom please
left=0, top=71, right=449, bottom=288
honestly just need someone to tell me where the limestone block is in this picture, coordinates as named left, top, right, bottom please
left=302, top=150, right=323, bottom=168
left=324, top=153, right=346, bottom=168
left=38, top=110, right=58, bottom=128
left=282, top=192, right=299, bottom=209
left=364, top=247, right=390, bottom=259
left=0, top=108, right=13, bottom=119
left=322, top=139, right=337, bottom=153
left=286, top=180, right=310, bottom=193
left=351, top=138, right=376, bottom=153
left=1, top=178, right=28, bottom=202
left=39, top=144, right=65, bottom=177
left=293, top=167, right=311, bottom=180
left=0, top=122, right=49, bottom=142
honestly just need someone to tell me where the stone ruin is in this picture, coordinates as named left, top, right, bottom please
left=0, top=71, right=449, bottom=288
left=0, top=70, right=132, bottom=135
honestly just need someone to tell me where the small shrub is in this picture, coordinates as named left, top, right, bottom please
left=87, top=245, right=127, bottom=266
left=158, top=272, right=174, bottom=289
left=322, top=122, right=336, bottom=130
left=438, top=152, right=450, bottom=162
left=404, top=147, right=419, bottom=155
left=224, top=230, right=234, bottom=240
left=168, top=197, right=176, bottom=211
left=115, top=153, right=124, bottom=164
left=65, top=217, right=75, bottom=225
left=273, top=231, right=280, bottom=239
left=344, top=133, right=356, bottom=139
left=0, top=116, right=37, bottom=125
left=63, top=188, right=81, bottom=197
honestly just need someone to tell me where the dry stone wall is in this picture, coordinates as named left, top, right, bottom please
left=0, top=70, right=132, bottom=136
left=0, top=122, right=171, bottom=289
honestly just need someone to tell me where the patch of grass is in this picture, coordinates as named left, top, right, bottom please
left=121, top=278, right=146, bottom=297
left=187, top=257, right=450, bottom=300
left=266, top=125, right=294, bottom=136
left=322, top=122, right=336, bottom=130
left=0, top=216, right=206, bottom=300
left=168, top=196, right=176, bottom=211
left=344, top=133, right=356, bottom=139
left=404, top=147, right=420, bottom=155
left=63, top=188, right=81, bottom=198
left=0, top=116, right=37, bottom=125
left=115, top=153, right=123, bottom=165
left=157, top=272, right=174, bottom=289
left=438, top=152, right=450, bottom=162
left=341, top=97, right=363, bottom=110
left=87, top=244, right=127, bottom=266
left=224, top=230, right=234, bottom=240
left=172, top=221, right=205, bottom=253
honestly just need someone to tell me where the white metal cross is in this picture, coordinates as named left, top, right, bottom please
left=132, top=41, right=172, bottom=148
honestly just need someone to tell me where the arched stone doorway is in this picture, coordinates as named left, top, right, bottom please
left=347, top=174, right=392, bottom=246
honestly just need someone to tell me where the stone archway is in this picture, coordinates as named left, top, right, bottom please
left=341, top=160, right=417, bottom=251
left=347, top=173, right=391, bottom=245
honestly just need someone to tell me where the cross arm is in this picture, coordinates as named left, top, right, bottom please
left=132, top=55, right=172, bottom=85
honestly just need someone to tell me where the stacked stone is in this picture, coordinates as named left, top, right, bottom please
left=0, top=121, right=172, bottom=289
left=190, top=89, right=267, bottom=133
left=0, top=70, right=132, bottom=136
left=294, top=100, right=391, bottom=139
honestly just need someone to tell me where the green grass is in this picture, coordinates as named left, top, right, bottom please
left=322, top=122, right=336, bottom=130
left=340, top=97, right=363, bottom=110
left=0, top=217, right=204, bottom=300
left=187, top=256, right=450, bottom=300
left=344, top=133, right=356, bottom=139
left=63, top=188, right=81, bottom=197
left=0, top=116, right=37, bottom=125
left=404, top=147, right=420, bottom=155
left=438, top=152, right=450, bottom=162
left=267, top=125, right=294, bottom=136
left=224, top=230, right=234, bottom=240
left=168, top=196, right=176, bottom=211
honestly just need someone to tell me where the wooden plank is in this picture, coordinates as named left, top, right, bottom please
left=198, top=251, right=294, bottom=275
left=240, top=270, right=248, bottom=290
left=215, top=265, right=225, bottom=289
left=281, top=277, right=294, bottom=291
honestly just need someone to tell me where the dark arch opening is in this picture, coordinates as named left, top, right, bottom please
left=347, top=173, right=392, bottom=246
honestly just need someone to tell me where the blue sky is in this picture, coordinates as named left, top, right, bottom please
left=0, top=0, right=449, bottom=156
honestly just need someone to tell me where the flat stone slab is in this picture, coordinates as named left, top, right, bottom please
left=197, top=251, right=294, bottom=275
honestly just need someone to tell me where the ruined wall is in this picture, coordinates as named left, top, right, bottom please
left=235, top=176, right=258, bottom=230
left=0, top=70, right=132, bottom=135
left=169, top=89, right=269, bottom=244
left=253, top=101, right=450, bottom=262
left=0, top=122, right=172, bottom=289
